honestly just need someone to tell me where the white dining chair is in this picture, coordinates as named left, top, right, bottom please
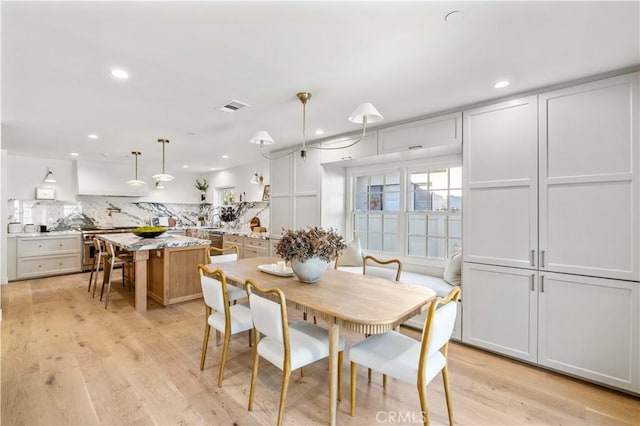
left=198, top=265, right=253, bottom=387
left=245, top=278, right=346, bottom=426
left=208, top=245, right=246, bottom=303
left=349, top=287, right=461, bottom=426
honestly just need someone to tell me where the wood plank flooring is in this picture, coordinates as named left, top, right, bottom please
left=2, top=272, right=638, bottom=425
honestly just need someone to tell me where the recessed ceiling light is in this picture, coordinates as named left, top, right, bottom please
left=444, top=10, right=464, bottom=23
left=210, top=167, right=217, bottom=171
left=182, top=165, right=189, bottom=169
left=110, top=68, right=129, bottom=79
left=70, top=152, right=79, bottom=156
left=88, top=134, right=99, bottom=139
left=222, top=155, right=229, bottom=159
left=494, top=81, right=510, bottom=89
left=315, top=129, right=325, bottom=135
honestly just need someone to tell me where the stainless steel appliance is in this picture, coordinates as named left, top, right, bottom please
left=81, top=227, right=136, bottom=271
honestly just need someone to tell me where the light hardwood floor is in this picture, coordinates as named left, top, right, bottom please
left=2, top=272, right=638, bottom=425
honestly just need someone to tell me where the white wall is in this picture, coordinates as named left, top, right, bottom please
left=207, top=160, right=270, bottom=203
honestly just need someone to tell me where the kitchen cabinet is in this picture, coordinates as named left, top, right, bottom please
left=223, top=235, right=244, bottom=259
left=378, top=112, right=462, bottom=154
left=6, top=237, right=17, bottom=281
left=15, top=234, right=81, bottom=279
left=76, top=159, right=149, bottom=197
left=463, top=263, right=640, bottom=393
left=319, top=133, right=377, bottom=164
left=222, top=234, right=269, bottom=259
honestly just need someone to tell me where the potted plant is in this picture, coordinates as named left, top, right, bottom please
left=195, top=178, right=209, bottom=202
left=219, top=206, right=237, bottom=229
left=275, top=227, right=347, bottom=283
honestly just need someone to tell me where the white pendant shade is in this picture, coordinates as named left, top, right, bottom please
left=152, top=173, right=175, bottom=182
left=127, top=151, right=147, bottom=187
left=249, top=130, right=276, bottom=145
left=44, top=168, right=56, bottom=183
left=348, top=102, right=384, bottom=124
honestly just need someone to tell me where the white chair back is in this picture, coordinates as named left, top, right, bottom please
left=249, top=293, right=284, bottom=344
left=200, top=275, right=226, bottom=313
left=425, top=301, right=458, bottom=357
left=209, top=253, right=238, bottom=264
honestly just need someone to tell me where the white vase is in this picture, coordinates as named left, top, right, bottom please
left=291, top=257, right=328, bottom=283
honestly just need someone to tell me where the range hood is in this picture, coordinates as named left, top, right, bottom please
left=76, top=160, right=150, bottom=197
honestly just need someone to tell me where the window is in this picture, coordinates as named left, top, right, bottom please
left=349, top=165, right=461, bottom=260
left=217, top=187, right=235, bottom=205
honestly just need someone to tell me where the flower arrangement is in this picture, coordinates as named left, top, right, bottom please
left=219, top=206, right=237, bottom=223
left=275, top=227, right=347, bottom=263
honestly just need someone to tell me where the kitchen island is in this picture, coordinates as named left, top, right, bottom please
left=96, top=233, right=210, bottom=312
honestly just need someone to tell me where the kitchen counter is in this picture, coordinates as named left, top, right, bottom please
left=186, top=227, right=270, bottom=240
left=8, top=230, right=81, bottom=238
left=96, top=233, right=210, bottom=251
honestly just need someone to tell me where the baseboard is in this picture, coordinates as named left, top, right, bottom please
left=1, top=275, right=7, bottom=285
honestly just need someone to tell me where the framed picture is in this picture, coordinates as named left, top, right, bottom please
left=262, top=184, right=271, bottom=201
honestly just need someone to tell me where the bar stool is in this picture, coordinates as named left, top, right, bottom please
left=100, top=241, right=135, bottom=309
left=88, top=238, right=105, bottom=297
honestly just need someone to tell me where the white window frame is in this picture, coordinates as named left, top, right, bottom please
left=346, top=155, right=461, bottom=269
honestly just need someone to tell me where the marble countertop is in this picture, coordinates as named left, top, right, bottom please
left=8, top=231, right=81, bottom=238
left=186, top=227, right=270, bottom=240
left=96, top=233, right=211, bottom=251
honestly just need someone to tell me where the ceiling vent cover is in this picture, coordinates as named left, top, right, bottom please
left=219, top=100, right=250, bottom=113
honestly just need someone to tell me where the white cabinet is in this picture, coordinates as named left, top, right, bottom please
left=462, top=263, right=538, bottom=362
left=319, top=133, right=377, bottom=163
left=538, top=272, right=639, bottom=393
left=7, top=237, right=17, bottom=281
left=378, top=112, right=462, bottom=154
left=15, top=234, right=81, bottom=279
left=463, top=96, right=538, bottom=269
left=539, top=73, right=639, bottom=280
left=76, top=160, right=149, bottom=197
left=222, top=235, right=269, bottom=259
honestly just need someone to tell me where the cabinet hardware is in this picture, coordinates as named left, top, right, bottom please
left=530, top=250, right=535, bottom=266
left=541, top=250, right=546, bottom=267
left=530, top=274, right=535, bottom=291
left=408, top=145, right=423, bottom=150
left=540, top=275, right=545, bottom=293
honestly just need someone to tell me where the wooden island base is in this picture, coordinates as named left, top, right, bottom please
left=147, top=244, right=209, bottom=306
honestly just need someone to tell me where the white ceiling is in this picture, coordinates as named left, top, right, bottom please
left=2, top=1, right=639, bottom=173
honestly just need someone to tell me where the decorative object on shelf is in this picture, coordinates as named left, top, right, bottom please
left=250, top=216, right=261, bottom=231
left=132, top=226, right=167, bottom=238
left=250, top=170, right=264, bottom=185
left=249, top=91, right=383, bottom=160
left=195, top=178, right=209, bottom=201
left=275, top=227, right=347, bottom=283
left=152, top=138, right=174, bottom=182
left=44, top=168, right=56, bottom=184
left=219, top=206, right=237, bottom=229
left=262, top=184, right=270, bottom=201
left=127, top=151, right=146, bottom=186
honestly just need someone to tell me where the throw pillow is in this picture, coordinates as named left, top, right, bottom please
left=443, top=245, right=462, bottom=286
left=337, top=237, right=363, bottom=266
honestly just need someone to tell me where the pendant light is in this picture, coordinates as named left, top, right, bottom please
left=126, top=151, right=146, bottom=186
left=152, top=138, right=174, bottom=182
left=250, top=170, right=264, bottom=185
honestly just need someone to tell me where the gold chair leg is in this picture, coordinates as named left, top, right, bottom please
left=248, top=329, right=252, bottom=348
left=338, top=350, right=343, bottom=402
left=383, top=374, right=387, bottom=388
left=418, top=383, right=429, bottom=426
left=442, top=365, right=454, bottom=426
left=277, top=367, right=291, bottom=426
left=217, top=329, right=231, bottom=387
left=368, top=368, right=372, bottom=383
left=350, top=361, right=357, bottom=416
left=300, top=367, right=304, bottom=377
left=248, top=346, right=260, bottom=412
left=200, top=323, right=210, bottom=371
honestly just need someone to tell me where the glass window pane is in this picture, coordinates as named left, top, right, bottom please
left=355, top=193, right=368, bottom=211
left=370, top=175, right=384, bottom=186
left=356, top=176, right=369, bottom=193
left=427, top=237, right=446, bottom=258
left=427, top=215, right=446, bottom=236
left=408, top=236, right=426, bottom=257
left=408, top=216, right=426, bottom=234
left=386, top=172, right=400, bottom=185
left=384, top=192, right=400, bottom=211
left=356, top=232, right=368, bottom=248
left=383, top=215, right=398, bottom=232
left=430, top=190, right=448, bottom=211
left=450, top=167, right=462, bottom=189
left=410, top=172, right=429, bottom=185
left=383, top=234, right=397, bottom=253
left=448, top=216, right=462, bottom=239
left=354, top=214, right=368, bottom=232
left=369, top=233, right=383, bottom=251
left=450, top=190, right=462, bottom=212
left=410, top=188, right=429, bottom=211
left=429, top=169, right=448, bottom=189
left=368, top=193, right=383, bottom=211
left=369, top=215, right=382, bottom=232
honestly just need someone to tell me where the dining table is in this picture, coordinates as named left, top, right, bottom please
left=211, top=256, right=436, bottom=426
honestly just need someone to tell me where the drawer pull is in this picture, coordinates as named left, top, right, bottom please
left=530, top=274, right=535, bottom=291
left=530, top=250, right=535, bottom=267
left=408, top=145, right=423, bottom=150
left=540, top=276, right=545, bottom=293
left=541, top=250, right=546, bottom=267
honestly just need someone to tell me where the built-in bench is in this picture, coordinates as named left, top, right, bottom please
left=336, top=265, right=462, bottom=340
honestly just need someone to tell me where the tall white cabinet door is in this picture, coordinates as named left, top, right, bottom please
left=293, top=148, right=321, bottom=229
left=539, top=73, right=639, bottom=281
left=463, top=96, right=538, bottom=268
left=538, top=272, right=639, bottom=393
left=462, top=263, right=538, bottom=362
left=269, top=154, right=293, bottom=236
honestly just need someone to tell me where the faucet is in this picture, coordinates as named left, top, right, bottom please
left=107, top=207, right=121, bottom=217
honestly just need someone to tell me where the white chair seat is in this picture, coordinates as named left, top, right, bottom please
left=350, top=331, right=445, bottom=385
left=226, top=285, right=247, bottom=302
left=209, top=253, right=238, bottom=263
left=208, top=302, right=253, bottom=334
left=258, top=320, right=346, bottom=371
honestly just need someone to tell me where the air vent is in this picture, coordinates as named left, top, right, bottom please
left=219, top=100, right=250, bottom=113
